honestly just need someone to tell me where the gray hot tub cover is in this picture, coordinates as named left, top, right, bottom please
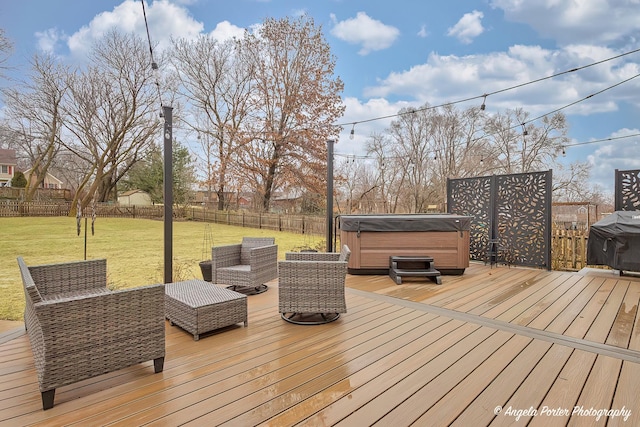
left=338, top=214, right=472, bottom=233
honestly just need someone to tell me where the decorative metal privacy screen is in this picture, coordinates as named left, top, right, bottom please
left=615, top=168, right=640, bottom=211
left=446, top=176, right=492, bottom=264
left=447, top=170, right=552, bottom=269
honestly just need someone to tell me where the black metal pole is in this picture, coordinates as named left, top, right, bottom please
left=84, top=217, right=87, bottom=260
left=326, top=139, right=335, bottom=252
left=163, top=106, right=173, bottom=283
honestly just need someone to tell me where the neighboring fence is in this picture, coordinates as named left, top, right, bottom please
left=186, top=207, right=325, bottom=235
left=0, top=200, right=595, bottom=271
left=0, top=200, right=325, bottom=235
left=0, top=200, right=73, bottom=217
left=551, top=229, right=589, bottom=271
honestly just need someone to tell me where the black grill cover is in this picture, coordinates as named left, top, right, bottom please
left=587, top=211, right=640, bottom=271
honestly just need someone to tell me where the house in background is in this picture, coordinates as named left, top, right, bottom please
left=118, top=189, right=153, bottom=206
left=23, top=168, right=64, bottom=189
left=0, top=149, right=16, bottom=187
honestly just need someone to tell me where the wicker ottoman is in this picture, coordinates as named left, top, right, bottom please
left=165, top=279, right=247, bottom=341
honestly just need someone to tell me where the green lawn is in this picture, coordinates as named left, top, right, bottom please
left=0, top=217, right=325, bottom=321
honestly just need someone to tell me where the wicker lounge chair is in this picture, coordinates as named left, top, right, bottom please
left=278, top=245, right=351, bottom=324
left=17, top=257, right=165, bottom=410
left=211, top=237, right=278, bottom=295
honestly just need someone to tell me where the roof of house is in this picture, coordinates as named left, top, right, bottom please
left=23, top=168, right=63, bottom=184
left=0, top=149, right=17, bottom=165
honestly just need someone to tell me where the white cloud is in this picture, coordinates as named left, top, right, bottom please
left=291, top=9, right=308, bottom=18
left=209, top=21, right=245, bottom=41
left=361, top=44, right=639, bottom=118
left=586, top=128, right=640, bottom=192
left=35, top=28, right=65, bottom=54
left=417, top=25, right=429, bottom=38
left=67, top=0, right=203, bottom=58
left=491, top=0, right=640, bottom=46
left=447, top=10, right=484, bottom=44
left=337, top=97, right=413, bottom=154
left=330, top=12, right=400, bottom=55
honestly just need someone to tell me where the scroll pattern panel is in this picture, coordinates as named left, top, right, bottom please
left=495, top=171, right=551, bottom=268
left=448, top=170, right=551, bottom=269
left=615, top=169, right=640, bottom=211
left=447, top=176, right=492, bottom=262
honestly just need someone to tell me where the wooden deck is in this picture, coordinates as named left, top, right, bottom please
left=1, top=263, right=639, bottom=426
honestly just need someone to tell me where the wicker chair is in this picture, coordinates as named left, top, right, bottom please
left=278, top=245, right=351, bottom=324
left=211, top=237, right=278, bottom=295
left=17, top=257, right=165, bottom=410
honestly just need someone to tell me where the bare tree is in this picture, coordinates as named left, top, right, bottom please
left=242, top=15, right=345, bottom=211
left=365, top=132, right=405, bottom=213
left=386, top=106, right=443, bottom=212
left=552, top=161, right=596, bottom=202
left=367, top=104, right=583, bottom=212
left=426, top=104, right=489, bottom=204
left=1, top=53, right=68, bottom=200
left=334, top=156, right=367, bottom=214
left=0, top=28, right=13, bottom=80
left=171, top=36, right=254, bottom=210
left=62, top=30, right=161, bottom=208
left=484, top=108, right=569, bottom=174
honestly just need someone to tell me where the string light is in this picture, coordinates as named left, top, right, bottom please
left=350, top=124, right=355, bottom=140
left=334, top=132, right=640, bottom=165
left=140, top=0, right=163, bottom=114
left=480, top=94, right=487, bottom=111
left=520, top=71, right=640, bottom=130
left=333, top=47, right=640, bottom=130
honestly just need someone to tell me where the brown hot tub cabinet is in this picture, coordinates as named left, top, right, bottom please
left=338, top=214, right=472, bottom=275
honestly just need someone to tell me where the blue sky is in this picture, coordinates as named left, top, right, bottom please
left=1, top=0, right=640, bottom=195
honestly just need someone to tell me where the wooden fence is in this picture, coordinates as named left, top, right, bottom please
left=551, top=229, right=590, bottom=271
left=0, top=201, right=325, bottom=235
left=186, top=207, right=325, bottom=235
left=0, top=200, right=73, bottom=217
left=0, top=200, right=594, bottom=270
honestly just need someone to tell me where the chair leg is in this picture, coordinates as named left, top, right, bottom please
left=42, top=389, right=55, bottom=410
left=154, top=357, right=165, bottom=373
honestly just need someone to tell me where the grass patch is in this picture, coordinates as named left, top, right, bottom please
left=1, top=217, right=325, bottom=321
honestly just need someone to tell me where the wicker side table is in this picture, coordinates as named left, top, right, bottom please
left=165, top=279, right=247, bottom=341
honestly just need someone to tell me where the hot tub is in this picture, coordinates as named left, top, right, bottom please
left=338, top=214, right=472, bottom=275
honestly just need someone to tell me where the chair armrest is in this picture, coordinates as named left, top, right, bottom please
left=211, top=244, right=241, bottom=283
left=28, top=259, right=107, bottom=296
left=212, top=244, right=242, bottom=268
left=34, top=283, right=165, bottom=355
left=249, top=244, right=278, bottom=268
left=285, top=252, right=341, bottom=262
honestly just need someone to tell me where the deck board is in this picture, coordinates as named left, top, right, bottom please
left=371, top=333, right=534, bottom=426
left=420, top=338, right=559, bottom=426
left=528, top=349, right=597, bottom=427
left=1, top=263, right=640, bottom=426
left=459, top=343, right=574, bottom=427
left=571, top=355, right=623, bottom=427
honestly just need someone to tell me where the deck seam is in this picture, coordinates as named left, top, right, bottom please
left=346, top=287, right=640, bottom=364
left=0, top=327, right=25, bottom=345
